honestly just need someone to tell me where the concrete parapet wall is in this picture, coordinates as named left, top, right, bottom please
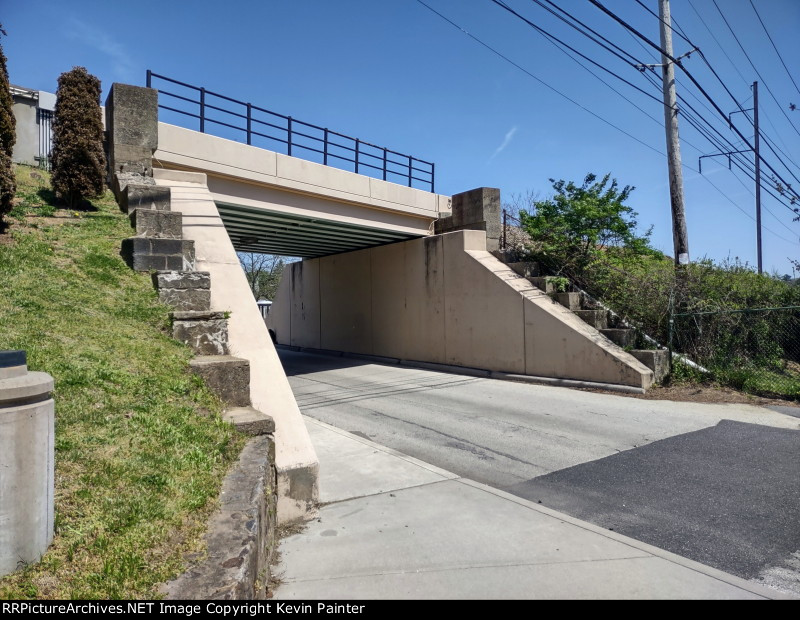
left=273, top=230, right=653, bottom=389
left=154, top=122, right=450, bottom=236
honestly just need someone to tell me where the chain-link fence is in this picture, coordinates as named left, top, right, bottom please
left=669, top=306, right=800, bottom=400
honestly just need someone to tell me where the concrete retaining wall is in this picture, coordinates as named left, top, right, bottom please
left=272, top=230, right=653, bottom=389
left=162, top=435, right=277, bottom=599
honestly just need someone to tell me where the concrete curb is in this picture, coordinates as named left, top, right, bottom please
left=279, top=345, right=645, bottom=394
left=305, top=417, right=459, bottom=483
left=161, top=435, right=277, bottom=600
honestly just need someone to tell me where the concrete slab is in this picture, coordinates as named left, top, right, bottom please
left=275, top=474, right=777, bottom=599
left=305, top=418, right=456, bottom=504
left=274, top=417, right=788, bottom=600
left=276, top=556, right=766, bottom=600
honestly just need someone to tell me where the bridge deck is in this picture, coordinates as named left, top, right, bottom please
left=154, top=123, right=451, bottom=257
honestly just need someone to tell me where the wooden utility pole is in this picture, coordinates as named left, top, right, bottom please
left=659, top=0, right=690, bottom=267
left=753, top=81, right=762, bottom=273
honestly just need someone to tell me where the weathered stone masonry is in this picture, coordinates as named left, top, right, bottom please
left=106, top=83, right=278, bottom=599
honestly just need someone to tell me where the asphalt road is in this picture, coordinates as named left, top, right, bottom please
left=279, top=349, right=800, bottom=593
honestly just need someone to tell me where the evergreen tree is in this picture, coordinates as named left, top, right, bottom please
left=0, top=23, right=16, bottom=223
left=51, top=67, right=106, bottom=208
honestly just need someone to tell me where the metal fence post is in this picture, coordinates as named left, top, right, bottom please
left=407, top=157, right=412, bottom=187
left=199, top=87, right=206, bottom=133
left=146, top=69, right=152, bottom=88
left=287, top=117, right=293, bottom=157
left=382, top=149, right=387, bottom=181
left=431, top=163, right=435, bottom=193
left=246, top=103, right=252, bottom=145
left=324, top=129, right=329, bottom=165
left=355, top=139, right=360, bottom=174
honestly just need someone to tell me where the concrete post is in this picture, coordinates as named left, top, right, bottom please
left=105, top=83, right=159, bottom=180
left=433, top=187, right=501, bottom=251
left=0, top=351, right=54, bottom=577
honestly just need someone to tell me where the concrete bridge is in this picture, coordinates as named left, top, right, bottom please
left=152, top=122, right=451, bottom=258
left=105, top=82, right=654, bottom=524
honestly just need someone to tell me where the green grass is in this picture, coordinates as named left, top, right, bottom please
left=716, top=365, right=800, bottom=401
left=0, top=165, right=246, bottom=599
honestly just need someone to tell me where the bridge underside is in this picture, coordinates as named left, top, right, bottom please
left=217, top=202, right=421, bottom=258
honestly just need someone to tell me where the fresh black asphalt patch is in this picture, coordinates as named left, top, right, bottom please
left=506, top=419, right=800, bottom=580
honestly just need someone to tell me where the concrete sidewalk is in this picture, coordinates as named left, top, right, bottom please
left=273, top=417, right=791, bottom=600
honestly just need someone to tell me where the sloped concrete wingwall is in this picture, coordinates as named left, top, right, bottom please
left=272, top=230, right=653, bottom=389
left=151, top=169, right=319, bottom=524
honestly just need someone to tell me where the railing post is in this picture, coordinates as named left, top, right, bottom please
left=324, top=129, right=329, bottom=165
left=246, top=103, right=252, bottom=145
left=146, top=69, right=152, bottom=88
left=287, top=117, right=293, bottom=157
left=382, top=149, right=387, bottom=181
left=199, top=87, right=206, bottom=133
left=408, top=156, right=412, bottom=187
left=431, top=163, right=435, bottom=193
left=355, top=139, right=360, bottom=174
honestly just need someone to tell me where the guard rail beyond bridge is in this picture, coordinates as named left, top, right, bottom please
left=146, top=71, right=435, bottom=193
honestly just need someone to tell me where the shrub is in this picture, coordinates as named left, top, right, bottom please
left=0, top=24, right=15, bottom=223
left=519, top=173, right=659, bottom=277
left=51, top=67, right=106, bottom=208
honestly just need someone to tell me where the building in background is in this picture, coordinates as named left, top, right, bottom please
left=11, top=85, right=55, bottom=170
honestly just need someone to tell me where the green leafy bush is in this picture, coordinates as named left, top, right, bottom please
left=519, top=173, right=659, bottom=277
left=51, top=67, right=106, bottom=208
left=0, top=24, right=15, bottom=223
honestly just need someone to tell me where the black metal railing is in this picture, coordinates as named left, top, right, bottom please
left=37, top=108, right=53, bottom=170
left=146, top=71, right=435, bottom=192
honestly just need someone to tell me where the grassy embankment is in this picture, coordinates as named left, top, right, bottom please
left=0, top=165, right=245, bottom=598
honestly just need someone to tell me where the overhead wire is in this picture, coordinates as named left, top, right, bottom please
left=587, top=0, right=800, bottom=215
left=710, top=0, right=800, bottom=139
left=415, top=0, right=798, bottom=244
left=748, top=0, right=800, bottom=97
left=413, top=0, right=666, bottom=157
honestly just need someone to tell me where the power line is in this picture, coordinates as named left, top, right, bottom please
left=686, top=0, right=797, bottom=159
left=575, top=0, right=800, bottom=220
left=694, top=54, right=800, bottom=193
left=413, top=0, right=666, bottom=157
left=587, top=0, right=800, bottom=211
left=692, top=168, right=798, bottom=245
left=686, top=0, right=750, bottom=89
left=489, top=0, right=661, bottom=107
left=496, top=1, right=668, bottom=132
left=518, top=0, right=798, bottom=231
left=710, top=0, right=800, bottom=139
left=519, top=0, right=799, bottom=225
left=416, top=0, right=798, bottom=245
left=748, top=0, right=800, bottom=98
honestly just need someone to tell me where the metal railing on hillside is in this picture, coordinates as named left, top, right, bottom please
left=146, top=70, right=435, bottom=192
left=37, top=109, right=53, bottom=170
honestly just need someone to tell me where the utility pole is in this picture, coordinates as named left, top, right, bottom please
left=753, top=81, right=762, bottom=273
left=659, top=0, right=690, bottom=267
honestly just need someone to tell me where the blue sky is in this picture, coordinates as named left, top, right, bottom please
left=4, top=0, right=799, bottom=275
